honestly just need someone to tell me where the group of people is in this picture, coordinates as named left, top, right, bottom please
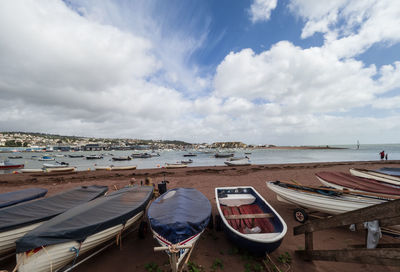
left=379, top=150, right=388, bottom=160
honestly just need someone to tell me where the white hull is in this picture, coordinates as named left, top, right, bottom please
left=0, top=223, right=43, bottom=256
left=110, top=165, right=137, bottom=171
left=266, top=182, right=385, bottom=215
left=349, top=168, right=400, bottom=186
left=45, top=167, right=76, bottom=173
left=151, top=228, right=203, bottom=271
left=165, top=164, right=187, bottom=169
left=224, top=160, right=251, bottom=166
left=17, top=212, right=144, bottom=272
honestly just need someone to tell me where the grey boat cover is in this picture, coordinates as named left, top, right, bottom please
left=0, top=188, right=47, bottom=209
left=0, top=185, right=108, bottom=233
left=148, top=188, right=211, bottom=244
left=376, top=168, right=400, bottom=177
left=16, top=185, right=153, bottom=253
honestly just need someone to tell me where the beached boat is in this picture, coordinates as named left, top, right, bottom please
left=15, top=186, right=153, bottom=272
left=42, top=162, right=69, bottom=168
left=316, top=171, right=400, bottom=197
left=112, top=156, right=132, bottom=161
left=215, top=153, right=234, bottom=158
left=86, top=155, right=103, bottom=160
left=148, top=188, right=211, bottom=272
left=165, top=163, right=188, bottom=169
left=38, top=156, right=55, bottom=161
left=350, top=168, right=400, bottom=186
left=110, top=165, right=137, bottom=171
left=266, top=181, right=388, bottom=222
left=224, top=159, right=251, bottom=166
left=0, top=161, right=24, bottom=169
left=45, top=167, right=76, bottom=173
left=20, top=169, right=44, bottom=174
left=0, top=185, right=107, bottom=257
left=0, top=188, right=47, bottom=209
left=215, top=187, right=287, bottom=255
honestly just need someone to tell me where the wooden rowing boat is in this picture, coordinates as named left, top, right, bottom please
left=148, top=188, right=211, bottom=272
left=15, top=186, right=153, bottom=272
left=215, top=186, right=287, bottom=255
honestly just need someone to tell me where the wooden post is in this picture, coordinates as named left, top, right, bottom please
left=304, top=232, right=313, bottom=261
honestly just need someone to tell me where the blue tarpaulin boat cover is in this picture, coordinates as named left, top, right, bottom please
left=0, top=185, right=107, bottom=233
left=0, top=188, right=47, bottom=209
left=148, top=188, right=211, bottom=244
left=376, top=167, right=400, bottom=177
left=16, top=185, right=153, bottom=253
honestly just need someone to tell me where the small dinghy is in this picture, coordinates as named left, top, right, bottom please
left=215, top=187, right=287, bottom=255
left=0, top=161, right=24, bottom=169
left=0, top=188, right=47, bottom=209
left=0, top=185, right=108, bottom=257
left=110, top=165, right=137, bottom=171
left=15, top=186, right=153, bottom=272
left=148, top=188, right=211, bottom=272
left=43, top=162, right=69, bottom=168
left=224, top=159, right=251, bottom=166
left=165, top=163, right=188, bottom=169
left=112, top=156, right=132, bottom=161
left=45, top=167, right=76, bottom=173
left=350, top=168, right=400, bottom=186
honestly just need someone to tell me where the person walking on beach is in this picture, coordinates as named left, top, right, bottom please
left=379, top=150, right=385, bottom=160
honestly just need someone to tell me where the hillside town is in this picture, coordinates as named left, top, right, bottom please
left=0, top=132, right=249, bottom=151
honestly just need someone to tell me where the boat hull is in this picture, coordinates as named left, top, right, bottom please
left=0, top=223, right=42, bottom=256
left=16, top=212, right=143, bottom=272
left=350, top=168, right=400, bottom=186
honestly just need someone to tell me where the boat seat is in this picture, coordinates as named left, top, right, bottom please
left=224, top=213, right=274, bottom=220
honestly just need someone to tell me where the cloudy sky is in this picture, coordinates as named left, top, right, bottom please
left=1, top=0, right=400, bottom=145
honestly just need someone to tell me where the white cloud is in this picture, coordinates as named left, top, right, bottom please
left=249, top=0, right=278, bottom=23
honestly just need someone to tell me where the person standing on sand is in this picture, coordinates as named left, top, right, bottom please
left=385, top=153, right=388, bottom=160
left=379, top=150, right=385, bottom=160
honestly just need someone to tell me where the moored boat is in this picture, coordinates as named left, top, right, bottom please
left=0, top=188, right=47, bottom=209
left=131, top=153, right=152, bottom=158
left=94, top=166, right=111, bottom=171
left=215, top=186, right=287, bottom=255
left=110, top=165, right=137, bottom=171
left=0, top=161, right=24, bottom=169
left=86, top=155, right=103, bottom=160
left=68, top=154, right=85, bottom=158
left=20, top=169, right=44, bottom=174
left=15, top=186, right=153, bottom=272
left=45, top=167, right=76, bottom=173
left=42, top=162, right=69, bottom=168
left=224, top=159, right=251, bottom=166
left=183, top=153, right=197, bottom=157
left=112, top=156, right=132, bottom=161
left=38, top=156, right=55, bottom=161
left=215, top=153, right=234, bottom=158
left=148, top=188, right=211, bottom=272
left=350, top=168, right=400, bottom=186
left=181, top=159, right=193, bottom=164
left=0, top=185, right=108, bottom=257
left=316, top=171, right=400, bottom=197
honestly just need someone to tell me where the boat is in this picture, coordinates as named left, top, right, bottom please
left=45, top=167, right=76, bottom=173
left=215, top=186, right=287, bottom=255
left=68, top=154, right=84, bottom=158
left=0, top=188, right=47, bottom=209
left=15, top=186, right=153, bottom=272
left=38, top=156, right=55, bottom=161
left=224, top=159, right=251, bottom=166
left=316, top=171, right=400, bottom=197
left=266, top=181, right=388, bottom=221
left=350, top=168, right=400, bottom=186
left=0, top=161, right=24, bottom=169
left=131, top=153, right=152, bottom=158
left=148, top=188, right=211, bottom=272
left=110, top=165, right=137, bottom=171
left=112, top=156, right=132, bottom=161
left=19, top=169, right=44, bottom=174
left=165, top=163, right=188, bottom=169
left=228, top=156, right=249, bottom=161
left=0, top=185, right=107, bottom=257
left=8, top=155, right=23, bottom=159
left=181, top=159, right=193, bottom=164
left=215, top=153, right=234, bottom=158
left=86, top=155, right=103, bottom=160
left=94, top=166, right=111, bottom=171
left=183, top=153, right=197, bottom=157
left=42, top=161, right=69, bottom=168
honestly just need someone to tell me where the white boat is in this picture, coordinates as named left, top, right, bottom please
left=15, top=186, right=153, bottom=272
left=45, top=167, right=76, bottom=173
left=38, top=156, right=55, bottom=161
left=110, top=165, right=137, bottom=171
left=350, top=168, right=400, bottom=186
left=165, top=163, right=188, bottom=169
left=266, top=181, right=387, bottom=216
left=0, top=186, right=107, bottom=257
left=42, top=162, right=69, bottom=168
left=224, top=159, right=251, bottom=166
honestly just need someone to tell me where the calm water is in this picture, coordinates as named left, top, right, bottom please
left=1, top=144, right=399, bottom=174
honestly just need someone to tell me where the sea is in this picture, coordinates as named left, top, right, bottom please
left=0, top=144, right=399, bottom=174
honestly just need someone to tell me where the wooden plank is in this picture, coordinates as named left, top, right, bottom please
left=295, top=248, right=400, bottom=266
left=224, top=213, right=274, bottom=220
left=294, top=199, right=400, bottom=235
left=349, top=243, right=400, bottom=249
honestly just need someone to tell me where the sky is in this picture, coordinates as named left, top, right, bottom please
left=1, top=0, right=400, bottom=145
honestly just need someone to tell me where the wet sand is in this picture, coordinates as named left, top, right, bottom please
left=1, top=160, right=399, bottom=272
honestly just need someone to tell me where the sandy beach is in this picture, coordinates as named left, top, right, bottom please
left=1, top=160, right=399, bottom=272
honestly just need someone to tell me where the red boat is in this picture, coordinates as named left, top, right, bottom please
left=0, top=160, right=24, bottom=169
